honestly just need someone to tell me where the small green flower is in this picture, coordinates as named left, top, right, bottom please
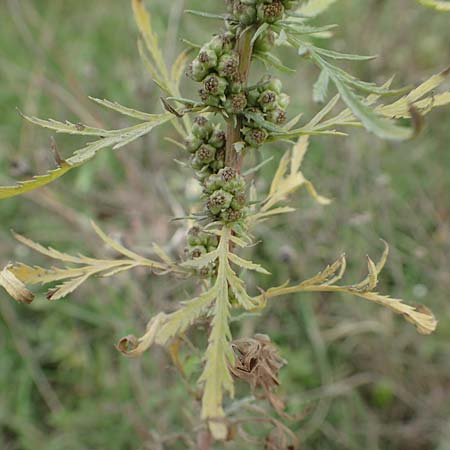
left=209, top=128, right=226, bottom=149
left=190, top=245, right=206, bottom=259
left=218, top=52, right=240, bottom=80
left=207, top=189, right=234, bottom=215
left=220, top=207, right=245, bottom=223
left=187, top=58, right=208, bottom=82
left=257, top=1, right=285, bottom=23
left=225, top=93, right=248, bottom=114
left=192, top=144, right=216, bottom=169
left=192, top=116, right=213, bottom=140
left=198, top=47, right=218, bottom=70
left=243, top=126, right=269, bottom=147
left=202, top=73, right=228, bottom=96
left=278, top=92, right=290, bottom=110
left=198, top=89, right=221, bottom=107
left=206, top=32, right=235, bottom=56
left=254, top=29, right=277, bottom=52
left=266, top=108, right=287, bottom=124
left=185, top=134, right=203, bottom=154
left=233, top=2, right=257, bottom=25
left=258, top=89, right=279, bottom=111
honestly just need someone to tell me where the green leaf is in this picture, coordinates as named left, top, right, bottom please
left=313, top=69, right=330, bottom=103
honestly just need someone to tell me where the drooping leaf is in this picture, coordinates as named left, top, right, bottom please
left=0, top=266, right=34, bottom=304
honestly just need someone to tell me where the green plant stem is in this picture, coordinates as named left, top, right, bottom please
left=225, top=26, right=256, bottom=172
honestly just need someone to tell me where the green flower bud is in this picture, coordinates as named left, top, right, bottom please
left=198, top=47, right=218, bottom=70
left=257, top=1, right=284, bottom=23
left=196, top=166, right=214, bottom=181
left=185, top=134, right=203, bottom=154
left=187, top=226, right=202, bottom=246
left=278, top=92, right=290, bottom=110
left=207, top=189, right=233, bottom=215
left=218, top=52, right=240, bottom=80
left=266, top=77, right=283, bottom=94
left=192, top=116, right=213, bottom=139
left=258, top=89, right=279, bottom=111
left=230, top=78, right=244, bottom=94
left=188, top=58, right=208, bottom=82
left=220, top=207, right=245, bottom=223
left=202, top=73, right=228, bottom=96
left=266, top=108, right=287, bottom=124
left=254, top=29, right=277, bottom=53
left=230, top=192, right=246, bottom=210
left=218, top=166, right=237, bottom=183
left=199, top=89, right=221, bottom=107
left=243, top=126, right=269, bottom=147
left=209, top=128, right=226, bottom=148
left=192, top=144, right=216, bottom=169
left=210, top=147, right=226, bottom=171
left=207, top=32, right=235, bottom=56
left=204, top=173, right=224, bottom=193
left=224, top=92, right=248, bottom=114
left=247, top=89, right=260, bottom=106
left=190, top=245, right=206, bottom=259
left=233, top=2, right=257, bottom=25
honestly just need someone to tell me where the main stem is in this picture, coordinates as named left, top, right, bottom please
left=225, top=26, right=256, bottom=172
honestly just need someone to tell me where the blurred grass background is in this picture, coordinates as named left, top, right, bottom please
left=0, top=0, right=449, bottom=449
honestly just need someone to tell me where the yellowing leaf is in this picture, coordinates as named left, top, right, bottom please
left=0, top=266, right=34, bottom=304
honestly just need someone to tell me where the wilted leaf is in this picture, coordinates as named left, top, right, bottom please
left=0, top=266, right=34, bottom=304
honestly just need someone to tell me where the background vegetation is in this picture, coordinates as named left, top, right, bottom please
left=0, top=0, right=449, bottom=448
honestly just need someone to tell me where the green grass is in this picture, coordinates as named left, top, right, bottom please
left=1, top=0, right=450, bottom=449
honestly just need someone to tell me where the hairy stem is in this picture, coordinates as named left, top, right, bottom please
left=225, top=26, right=256, bottom=172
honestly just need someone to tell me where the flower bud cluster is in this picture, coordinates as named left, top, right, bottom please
left=242, top=77, right=290, bottom=149
left=187, top=32, right=249, bottom=113
left=228, top=0, right=300, bottom=26
left=204, top=167, right=247, bottom=223
left=185, top=226, right=219, bottom=277
left=185, top=116, right=226, bottom=180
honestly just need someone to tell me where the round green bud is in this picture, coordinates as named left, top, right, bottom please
left=209, top=128, right=226, bottom=148
left=190, top=245, right=206, bottom=259
left=220, top=207, right=245, bottom=223
left=204, top=173, right=224, bottom=193
left=257, top=1, right=284, bottom=23
left=218, top=167, right=237, bottom=183
left=233, top=2, right=257, bottom=25
left=266, top=108, right=287, bottom=124
left=207, top=32, right=235, bottom=56
left=185, top=134, right=203, bottom=154
left=202, top=73, right=228, bottom=96
left=225, top=93, right=248, bottom=114
left=187, top=226, right=202, bottom=246
left=207, top=189, right=233, bottom=215
left=217, top=52, right=240, bottom=80
left=194, top=144, right=216, bottom=167
left=243, top=126, right=269, bottom=147
left=188, top=58, right=208, bottom=82
left=266, top=77, right=283, bottom=94
left=230, top=192, right=247, bottom=210
left=198, top=89, right=221, bottom=107
left=198, top=47, right=218, bottom=70
left=192, top=116, right=213, bottom=140
left=258, top=89, right=278, bottom=111
left=254, top=29, right=277, bottom=53
left=278, top=92, right=290, bottom=110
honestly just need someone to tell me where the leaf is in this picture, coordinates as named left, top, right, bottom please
left=0, top=114, right=173, bottom=200
left=88, top=97, right=160, bottom=121
left=228, top=253, right=271, bottom=275
left=418, top=0, right=450, bottom=11
left=258, top=243, right=437, bottom=335
left=0, top=266, right=34, bottom=304
left=313, top=70, right=330, bottom=103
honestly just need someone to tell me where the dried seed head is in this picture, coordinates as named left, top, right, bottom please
left=221, top=207, right=245, bottom=223
left=190, top=246, right=206, bottom=259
